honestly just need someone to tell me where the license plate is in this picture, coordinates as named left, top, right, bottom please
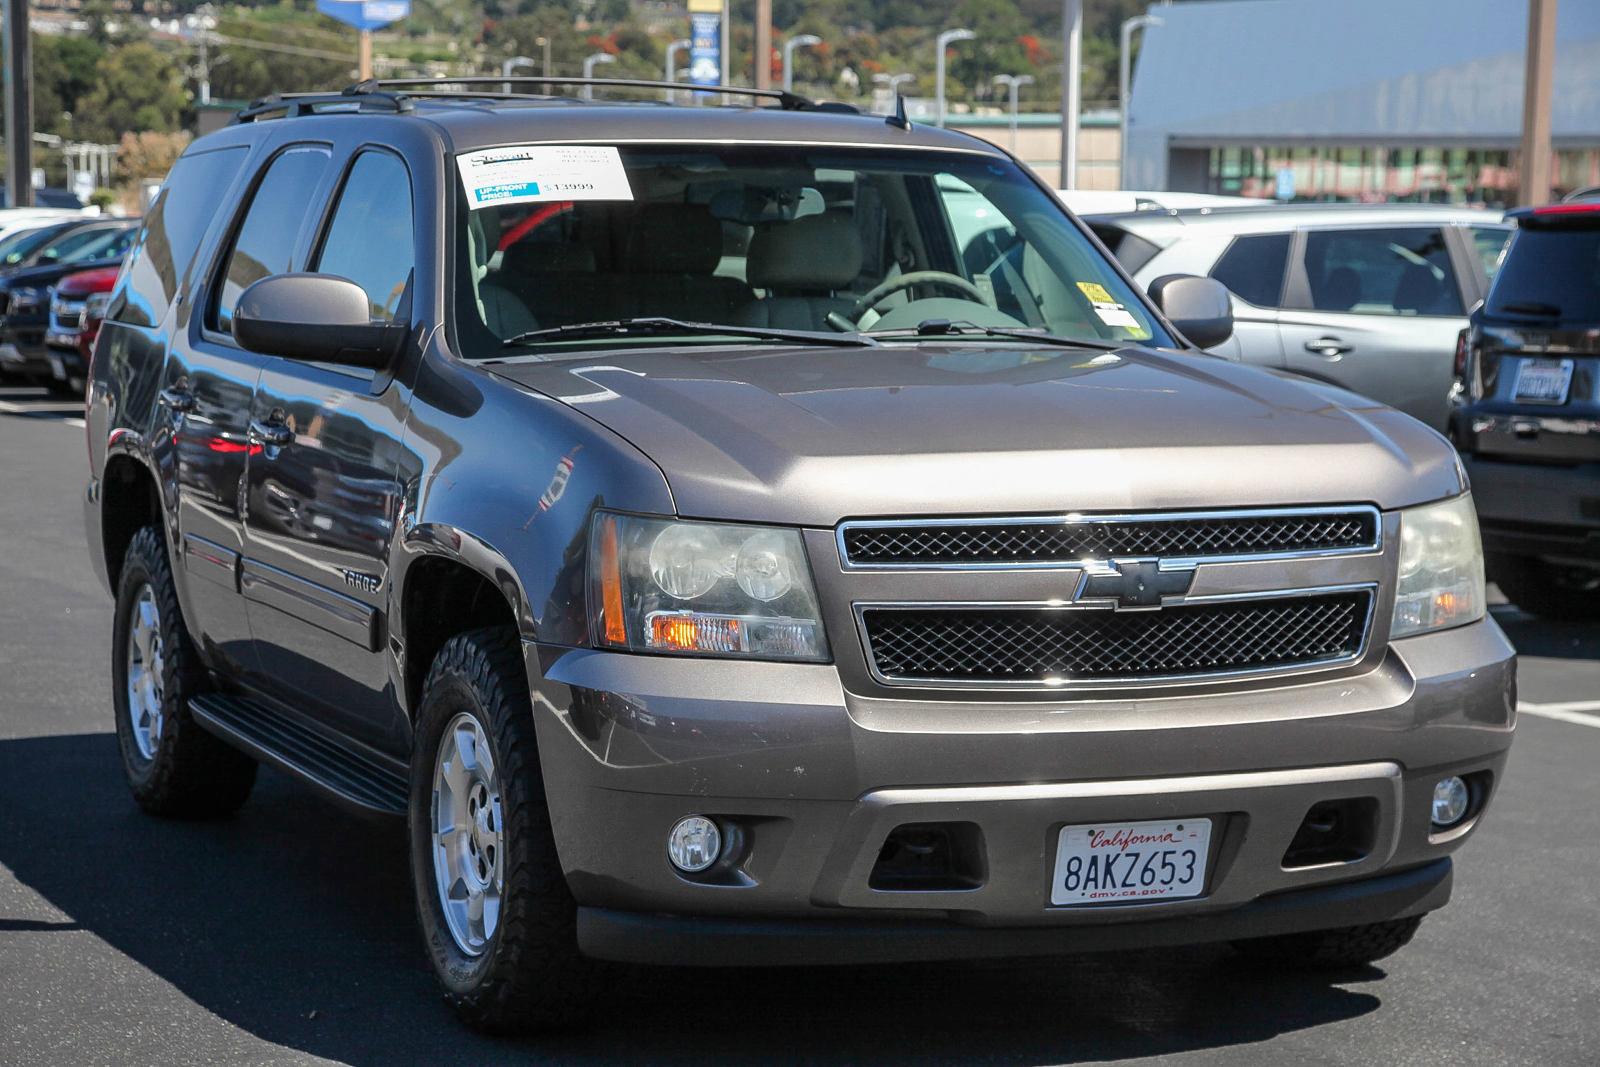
left=0, top=341, right=20, bottom=364
left=47, top=353, right=66, bottom=381
left=1051, top=818, right=1212, bottom=906
left=1513, top=358, right=1574, bottom=404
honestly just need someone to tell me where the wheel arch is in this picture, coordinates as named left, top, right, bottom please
left=100, top=450, right=164, bottom=591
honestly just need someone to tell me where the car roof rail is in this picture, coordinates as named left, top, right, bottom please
left=233, top=82, right=415, bottom=124
left=366, top=76, right=837, bottom=112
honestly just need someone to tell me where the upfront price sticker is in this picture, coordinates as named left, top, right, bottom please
left=456, top=145, right=634, bottom=209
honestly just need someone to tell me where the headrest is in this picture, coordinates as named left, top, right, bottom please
left=1316, top=266, right=1361, bottom=312
left=1392, top=263, right=1443, bottom=314
left=746, top=214, right=863, bottom=291
left=623, top=204, right=723, bottom=275
left=502, top=241, right=596, bottom=276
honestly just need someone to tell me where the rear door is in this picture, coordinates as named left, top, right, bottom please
left=1278, top=225, right=1466, bottom=429
left=239, top=147, right=417, bottom=746
left=169, top=143, right=334, bottom=675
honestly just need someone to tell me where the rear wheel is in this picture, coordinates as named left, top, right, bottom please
left=1231, top=915, right=1424, bottom=969
left=408, top=626, right=601, bottom=1034
left=112, top=525, right=257, bottom=817
left=1490, top=553, right=1600, bottom=621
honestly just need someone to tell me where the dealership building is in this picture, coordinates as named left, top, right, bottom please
left=1124, top=0, right=1600, bottom=205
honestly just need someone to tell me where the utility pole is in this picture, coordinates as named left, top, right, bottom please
left=2, top=0, right=31, bottom=208
left=1059, top=0, right=1082, bottom=189
left=755, top=0, right=772, bottom=90
left=358, top=29, right=373, bottom=80
left=1519, top=0, right=1557, bottom=206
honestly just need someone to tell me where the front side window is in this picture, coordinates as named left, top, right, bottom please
left=211, top=146, right=332, bottom=336
left=1299, top=227, right=1463, bottom=317
left=456, top=145, right=1171, bottom=354
left=314, top=152, right=415, bottom=322
left=1209, top=233, right=1290, bottom=308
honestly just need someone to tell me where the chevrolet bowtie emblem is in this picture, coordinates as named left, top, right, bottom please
left=1077, top=559, right=1195, bottom=609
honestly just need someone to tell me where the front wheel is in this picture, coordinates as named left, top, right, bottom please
left=408, top=626, right=601, bottom=1034
left=1231, top=915, right=1424, bottom=969
left=1490, top=553, right=1600, bottom=621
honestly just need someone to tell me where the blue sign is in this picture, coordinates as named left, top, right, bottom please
left=688, top=10, right=722, bottom=87
left=1274, top=167, right=1295, bottom=201
left=316, top=0, right=410, bottom=32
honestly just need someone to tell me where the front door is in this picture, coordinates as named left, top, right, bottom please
left=239, top=149, right=417, bottom=746
left=1279, top=225, right=1467, bottom=430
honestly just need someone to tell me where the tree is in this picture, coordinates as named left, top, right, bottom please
left=32, top=33, right=105, bottom=137
left=75, top=43, right=189, bottom=143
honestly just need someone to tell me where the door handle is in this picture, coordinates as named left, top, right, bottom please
left=248, top=417, right=294, bottom=448
left=1304, top=338, right=1352, bottom=358
left=157, top=386, right=195, bottom=413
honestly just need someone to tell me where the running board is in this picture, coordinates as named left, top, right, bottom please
left=189, top=692, right=408, bottom=815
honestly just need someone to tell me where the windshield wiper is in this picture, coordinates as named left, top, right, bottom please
left=1496, top=301, right=1562, bottom=318
left=865, top=319, right=1126, bottom=350
left=501, top=316, right=878, bottom=350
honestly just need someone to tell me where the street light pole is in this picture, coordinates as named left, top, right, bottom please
left=1119, top=13, right=1162, bottom=190
left=782, top=34, right=821, bottom=94
left=3, top=0, right=32, bottom=208
left=581, top=52, right=615, bottom=99
left=935, top=28, right=975, bottom=128
left=1519, top=0, right=1558, bottom=206
left=992, top=74, right=1034, bottom=152
left=501, top=55, right=536, bottom=95
left=1059, top=0, right=1081, bottom=188
left=873, top=71, right=914, bottom=115
left=538, top=36, right=551, bottom=78
left=666, top=38, right=690, bottom=102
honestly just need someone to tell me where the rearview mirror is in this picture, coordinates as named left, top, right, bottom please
left=232, top=273, right=404, bottom=369
left=1146, top=274, right=1234, bottom=351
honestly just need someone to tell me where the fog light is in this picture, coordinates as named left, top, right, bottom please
left=1432, top=776, right=1471, bottom=827
left=667, top=815, right=721, bottom=873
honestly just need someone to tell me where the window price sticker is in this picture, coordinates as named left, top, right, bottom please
left=456, top=145, right=634, bottom=209
left=1076, top=280, right=1140, bottom=328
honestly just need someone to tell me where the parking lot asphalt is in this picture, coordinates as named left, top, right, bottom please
left=1, top=381, right=1597, bottom=1066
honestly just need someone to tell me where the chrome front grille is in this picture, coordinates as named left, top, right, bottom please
left=858, top=590, right=1373, bottom=687
left=840, top=507, right=1379, bottom=569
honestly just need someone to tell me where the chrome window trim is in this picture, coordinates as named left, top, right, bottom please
left=853, top=583, right=1378, bottom=691
left=836, top=504, right=1383, bottom=571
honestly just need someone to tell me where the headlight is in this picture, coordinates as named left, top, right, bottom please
left=9, top=286, right=45, bottom=312
left=84, top=291, right=112, bottom=321
left=589, top=512, right=829, bottom=662
left=1392, top=494, right=1484, bottom=638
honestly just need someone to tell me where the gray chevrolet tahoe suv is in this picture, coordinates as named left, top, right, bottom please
left=84, top=79, right=1515, bottom=1033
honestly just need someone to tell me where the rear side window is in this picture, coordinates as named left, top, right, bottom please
left=1486, top=226, right=1600, bottom=321
left=313, top=152, right=415, bottom=322
left=1469, top=225, right=1512, bottom=281
left=1089, top=223, right=1161, bottom=274
left=112, top=146, right=247, bottom=328
left=1299, top=227, right=1463, bottom=317
left=1209, top=233, right=1290, bottom=308
left=211, top=146, right=332, bottom=336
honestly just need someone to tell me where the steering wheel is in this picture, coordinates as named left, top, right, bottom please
left=849, top=270, right=989, bottom=322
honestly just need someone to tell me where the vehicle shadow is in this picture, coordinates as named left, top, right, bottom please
left=0, top=733, right=1384, bottom=1065
left=1490, top=604, right=1600, bottom=662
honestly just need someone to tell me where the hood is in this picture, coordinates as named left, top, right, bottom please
left=489, top=343, right=1464, bottom=526
left=58, top=264, right=121, bottom=296
left=0, top=256, right=120, bottom=290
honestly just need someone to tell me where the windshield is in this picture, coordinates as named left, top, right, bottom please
left=0, top=224, right=71, bottom=266
left=1485, top=226, right=1600, bottom=322
left=454, top=144, right=1171, bottom=354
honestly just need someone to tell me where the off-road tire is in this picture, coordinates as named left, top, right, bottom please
left=1231, top=915, right=1424, bottom=969
left=408, top=626, right=601, bottom=1034
left=1490, top=553, right=1600, bottom=622
left=112, top=525, right=257, bottom=816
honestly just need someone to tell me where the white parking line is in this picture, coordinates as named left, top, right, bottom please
left=1518, top=701, right=1600, bottom=729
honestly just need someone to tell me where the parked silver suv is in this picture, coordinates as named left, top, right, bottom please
left=1089, top=204, right=1511, bottom=429
left=84, top=79, right=1514, bottom=1034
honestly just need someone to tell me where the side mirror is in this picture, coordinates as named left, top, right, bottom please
left=232, top=273, right=404, bottom=369
left=1147, top=274, right=1234, bottom=351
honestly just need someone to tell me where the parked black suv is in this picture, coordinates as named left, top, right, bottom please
left=1453, top=201, right=1600, bottom=619
left=85, top=78, right=1513, bottom=1034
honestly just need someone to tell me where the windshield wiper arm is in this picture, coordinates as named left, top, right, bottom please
left=867, top=319, right=1126, bottom=350
left=501, top=316, right=878, bottom=349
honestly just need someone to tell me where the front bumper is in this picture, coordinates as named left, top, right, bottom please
left=526, top=616, right=1515, bottom=962
left=0, top=322, right=51, bottom=376
left=1464, top=453, right=1600, bottom=562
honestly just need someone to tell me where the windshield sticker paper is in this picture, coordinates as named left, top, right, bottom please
left=1076, top=281, right=1140, bottom=329
left=457, top=146, right=633, bottom=209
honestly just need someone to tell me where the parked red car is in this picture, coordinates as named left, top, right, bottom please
left=45, top=263, right=119, bottom=395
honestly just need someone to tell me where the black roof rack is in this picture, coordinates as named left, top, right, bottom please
left=234, top=76, right=860, bottom=125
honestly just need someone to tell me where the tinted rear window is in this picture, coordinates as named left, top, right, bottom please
left=1089, top=223, right=1161, bottom=274
left=1209, top=233, right=1290, bottom=307
left=113, top=146, right=247, bottom=328
left=1486, top=227, right=1600, bottom=322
